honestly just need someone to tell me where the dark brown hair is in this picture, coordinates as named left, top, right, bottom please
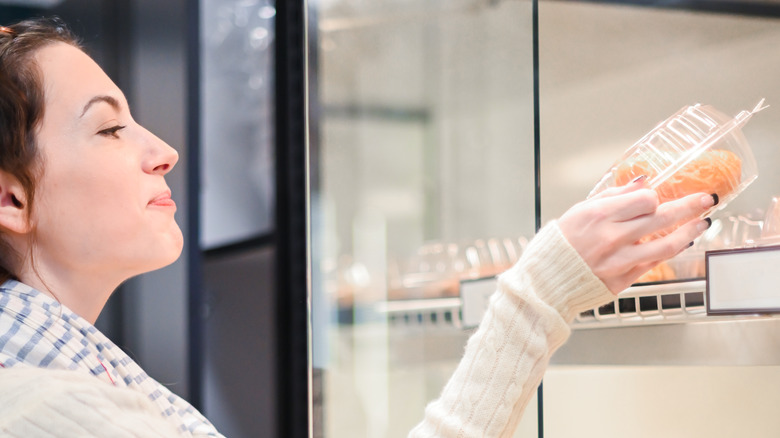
left=0, top=17, right=81, bottom=283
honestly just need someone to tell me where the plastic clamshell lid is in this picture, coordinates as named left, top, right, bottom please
left=589, top=99, right=767, bottom=216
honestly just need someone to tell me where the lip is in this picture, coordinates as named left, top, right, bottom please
left=148, top=190, right=176, bottom=209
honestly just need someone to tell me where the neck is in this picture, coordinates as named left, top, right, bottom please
left=16, top=252, right=124, bottom=324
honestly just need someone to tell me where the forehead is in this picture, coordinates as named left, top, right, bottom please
left=34, top=43, right=122, bottom=116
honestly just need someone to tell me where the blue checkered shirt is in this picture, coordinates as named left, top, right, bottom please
left=0, top=280, right=223, bottom=437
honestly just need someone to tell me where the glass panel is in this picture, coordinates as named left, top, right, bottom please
left=308, top=0, right=537, bottom=436
left=200, top=0, right=276, bottom=249
left=540, top=2, right=780, bottom=435
left=540, top=2, right=780, bottom=283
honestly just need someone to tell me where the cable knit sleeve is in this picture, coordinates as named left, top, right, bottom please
left=0, top=367, right=182, bottom=438
left=409, top=221, right=615, bottom=438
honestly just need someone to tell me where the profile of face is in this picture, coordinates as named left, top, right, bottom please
left=29, top=42, right=183, bottom=284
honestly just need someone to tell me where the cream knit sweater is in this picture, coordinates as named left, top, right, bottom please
left=0, top=222, right=614, bottom=437
left=408, top=221, right=614, bottom=437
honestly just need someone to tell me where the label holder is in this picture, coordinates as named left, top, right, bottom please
left=705, top=244, right=780, bottom=315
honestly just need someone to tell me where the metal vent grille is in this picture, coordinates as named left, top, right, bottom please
left=573, top=280, right=708, bottom=329
left=381, top=298, right=463, bottom=328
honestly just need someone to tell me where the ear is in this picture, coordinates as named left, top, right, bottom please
left=0, top=170, right=31, bottom=235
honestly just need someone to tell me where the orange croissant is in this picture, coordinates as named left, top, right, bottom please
left=616, top=149, right=742, bottom=204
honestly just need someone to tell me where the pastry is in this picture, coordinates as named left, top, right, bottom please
left=616, top=149, right=742, bottom=204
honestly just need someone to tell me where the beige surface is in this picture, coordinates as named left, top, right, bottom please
left=544, top=365, right=780, bottom=437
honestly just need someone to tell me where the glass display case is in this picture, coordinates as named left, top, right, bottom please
left=306, top=0, right=780, bottom=436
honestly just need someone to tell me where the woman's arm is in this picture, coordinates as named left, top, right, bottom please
left=410, top=181, right=715, bottom=437
left=408, top=222, right=612, bottom=437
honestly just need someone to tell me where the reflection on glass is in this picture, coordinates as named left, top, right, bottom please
left=200, top=0, right=276, bottom=248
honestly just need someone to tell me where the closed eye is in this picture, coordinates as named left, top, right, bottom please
left=98, top=125, right=126, bottom=138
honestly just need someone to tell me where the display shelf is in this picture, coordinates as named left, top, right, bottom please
left=373, top=279, right=780, bottom=330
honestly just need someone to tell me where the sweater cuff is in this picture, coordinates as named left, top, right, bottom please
left=498, top=221, right=614, bottom=322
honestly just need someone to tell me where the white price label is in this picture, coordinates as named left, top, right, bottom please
left=707, top=245, right=780, bottom=314
left=460, top=277, right=498, bottom=328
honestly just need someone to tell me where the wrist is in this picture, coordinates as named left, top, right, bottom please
left=498, top=221, right=614, bottom=322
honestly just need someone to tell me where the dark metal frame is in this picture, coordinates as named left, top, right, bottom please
left=202, top=233, right=276, bottom=259
left=185, top=0, right=204, bottom=410
left=532, top=1, right=544, bottom=435
left=275, top=1, right=311, bottom=437
left=561, top=0, right=780, bottom=18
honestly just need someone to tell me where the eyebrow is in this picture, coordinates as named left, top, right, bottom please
left=79, top=95, right=121, bottom=118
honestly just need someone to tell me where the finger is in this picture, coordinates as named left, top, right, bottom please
left=621, top=216, right=710, bottom=270
left=629, top=192, right=716, bottom=239
left=603, top=243, right=690, bottom=293
left=589, top=175, right=648, bottom=201
left=595, top=187, right=660, bottom=223
left=616, top=217, right=708, bottom=291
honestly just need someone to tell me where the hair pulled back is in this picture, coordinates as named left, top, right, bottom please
left=0, top=17, right=81, bottom=283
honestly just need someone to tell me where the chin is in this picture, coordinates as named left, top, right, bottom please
left=143, top=227, right=185, bottom=273
left=165, top=228, right=185, bottom=264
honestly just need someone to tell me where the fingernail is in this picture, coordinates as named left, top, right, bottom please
left=697, top=218, right=712, bottom=233
left=702, top=194, right=716, bottom=208
left=711, top=193, right=719, bottom=206
left=632, top=175, right=648, bottom=184
left=688, top=241, right=694, bottom=247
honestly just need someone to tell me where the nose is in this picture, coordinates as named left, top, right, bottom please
left=142, top=128, right=179, bottom=175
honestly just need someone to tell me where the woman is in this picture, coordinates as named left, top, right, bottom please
left=0, top=18, right=218, bottom=437
left=0, top=17, right=715, bottom=437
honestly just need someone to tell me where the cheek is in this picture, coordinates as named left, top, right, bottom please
left=60, top=181, right=136, bottom=218
left=35, top=170, right=143, bottom=242
left=39, top=194, right=143, bottom=256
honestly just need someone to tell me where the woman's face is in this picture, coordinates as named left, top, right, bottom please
left=31, top=42, right=183, bottom=281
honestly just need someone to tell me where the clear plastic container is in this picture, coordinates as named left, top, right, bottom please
left=761, top=196, right=780, bottom=239
left=589, top=99, right=767, bottom=216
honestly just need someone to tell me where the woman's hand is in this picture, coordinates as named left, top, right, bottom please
left=558, top=177, right=716, bottom=294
